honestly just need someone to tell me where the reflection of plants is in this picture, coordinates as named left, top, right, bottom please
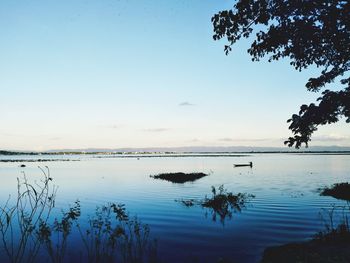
left=203, top=185, right=254, bottom=223
left=0, top=169, right=158, bottom=263
left=38, top=201, right=81, bottom=263
left=176, top=185, right=254, bottom=224
left=76, top=203, right=157, bottom=263
left=0, top=167, right=56, bottom=263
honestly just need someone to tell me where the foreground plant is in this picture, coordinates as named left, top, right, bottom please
left=38, top=201, right=81, bottom=263
left=316, top=204, right=350, bottom=243
left=75, top=203, right=157, bottom=263
left=0, top=167, right=56, bottom=263
left=0, top=169, right=158, bottom=263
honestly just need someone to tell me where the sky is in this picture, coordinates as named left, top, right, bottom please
left=0, top=0, right=349, bottom=151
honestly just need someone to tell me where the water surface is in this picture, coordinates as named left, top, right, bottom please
left=0, top=153, right=349, bottom=262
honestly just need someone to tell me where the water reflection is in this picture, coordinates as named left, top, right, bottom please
left=176, top=185, right=255, bottom=224
left=1, top=153, right=350, bottom=262
left=0, top=170, right=158, bottom=263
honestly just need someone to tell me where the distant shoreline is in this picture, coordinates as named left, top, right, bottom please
left=3, top=146, right=350, bottom=156
left=0, top=159, right=75, bottom=163
left=1, top=150, right=350, bottom=158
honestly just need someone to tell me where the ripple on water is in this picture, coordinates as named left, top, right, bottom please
left=0, top=153, right=350, bottom=263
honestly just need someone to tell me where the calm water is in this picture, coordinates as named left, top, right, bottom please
left=0, top=153, right=349, bottom=262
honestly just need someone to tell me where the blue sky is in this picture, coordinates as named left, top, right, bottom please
left=0, top=0, right=349, bottom=151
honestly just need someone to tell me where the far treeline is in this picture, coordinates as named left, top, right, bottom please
left=2, top=149, right=350, bottom=156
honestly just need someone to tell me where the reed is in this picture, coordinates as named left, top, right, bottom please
left=0, top=168, right=158, bottom=263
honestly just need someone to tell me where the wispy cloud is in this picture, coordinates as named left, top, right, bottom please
left=98, top=124, right=122, bottom=129
left=143, top=128, right=169, bottom=132
left=312, top=134, right=350, bottom=142
left=108, top=125, right=121, bottom=129
left=218, top=138, right=234, bottom=142
left=0, top=132, right=21, bottom=137
left=50, top=137, right=61, bottom=141
left=218, top=137, right=278, bottom=142
left=179, top=101, right=195, bottom=106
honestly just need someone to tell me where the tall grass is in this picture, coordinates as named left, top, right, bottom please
left=0, top=167, right=56, bottom=263
left=316, top=203, right=350, bottom=243
left=0, top=168, right=158, bottom=263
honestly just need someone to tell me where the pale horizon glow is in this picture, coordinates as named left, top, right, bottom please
left=0, top=0, right=349, bottom=151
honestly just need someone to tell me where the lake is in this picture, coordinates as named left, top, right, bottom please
left=0, top=153, right=349, bottom=263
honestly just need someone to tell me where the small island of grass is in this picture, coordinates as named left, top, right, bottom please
left=150, top=172, right=208, bottom=183
left=176, top=185, right=255, bottom=223
left=319, top=182, right=350, bottom=201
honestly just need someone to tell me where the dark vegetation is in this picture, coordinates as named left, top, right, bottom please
left=202, top=185, right=255, bottom=223
left=212, top=0, right=350, bottom=148
left=262, top=241, right=350, bottom=263
left=0, top=168, right=158, bottom=263
left=0, top=167, right=57, bottom=263
left=176, top=185, right=255, bottom=224
left=0, top=159, right=73, bottom=163
left=320, top=183, right=350, bottom=201
left=261, top=204, right=350, bottom=263
left=150, top=172, right=208, bottom=183
left=316, top=205, right=350, bottom=243
left=0, top=151, right=38, bottom=155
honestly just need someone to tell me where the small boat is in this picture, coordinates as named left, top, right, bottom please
left=234, top=162, right=253, bottom=168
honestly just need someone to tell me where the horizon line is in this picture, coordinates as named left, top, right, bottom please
left=2, top=144, right=350, bottom=153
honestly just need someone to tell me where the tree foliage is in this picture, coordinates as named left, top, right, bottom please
left=212, top=0, right=350, bottom=148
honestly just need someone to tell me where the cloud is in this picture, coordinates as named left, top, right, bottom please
left=312, top=134, right=350, bottom=142
left=179, top=101, right=195, bottom=106
left=50, top=137, right=61, bottom=141
left=0, top=132, right=21, bottom=137
left=143, top=128, right=169, bottom=132
left=109, top=125, right=121, bottom=129
left=98, top=124, right=122, bottom=129
left=218, top=137, right=278, bottom=142
left=218, top=138, right=234, bottom=142
left=187, top=138, right=200, bottom=142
